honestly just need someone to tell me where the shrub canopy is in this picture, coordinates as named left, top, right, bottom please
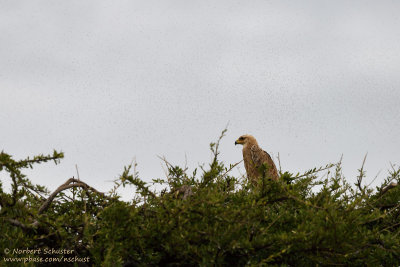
left=1, top=131, right=399, bottom=266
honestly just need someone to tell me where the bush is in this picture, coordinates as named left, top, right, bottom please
left=1, top=130, right=399, bottom=266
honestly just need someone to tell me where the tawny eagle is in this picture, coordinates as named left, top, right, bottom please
left=235, top=134, right=279, bottom=184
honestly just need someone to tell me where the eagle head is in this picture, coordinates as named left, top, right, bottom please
left=235, top=134, right=257, bottom=146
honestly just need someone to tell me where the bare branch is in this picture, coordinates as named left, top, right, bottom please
left=4, top=217, right=50, bottom=235
left=6, top=218, right=32, bottom=230
left=218, top=160, right=243, bottom=179
left=157, top=155, right=174, bottom=169
left=277, top=153, right=282, bottom=174
left=356, top=153, right=368, bottom=192
left=38, top=178, right=111, bottom=215
left=367, top=169, right=382, bottom=188
left=380, top=182, right=398, bottom=196
left=295, top=163, right=336, bottom=179
left=75, top=164, right=81, bottom=181
left=9, top=173, right=18, bottom=207
left=212, top=128, right=227, bottom=162
left=158, top=155, right=176, bottom=184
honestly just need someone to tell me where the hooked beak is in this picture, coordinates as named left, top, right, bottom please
left=235, top=141, right=238, bottom=145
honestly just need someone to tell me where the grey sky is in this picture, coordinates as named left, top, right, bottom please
left=1, top=1, right=399, bottom=197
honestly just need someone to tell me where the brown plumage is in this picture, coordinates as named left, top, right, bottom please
left=235, top=134, right=279, bottom=184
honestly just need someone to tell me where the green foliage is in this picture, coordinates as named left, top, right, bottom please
left=1, top=132, right=400, bottom=266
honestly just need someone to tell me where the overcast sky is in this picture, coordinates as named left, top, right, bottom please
left=1, top=1, right=399, bottom=198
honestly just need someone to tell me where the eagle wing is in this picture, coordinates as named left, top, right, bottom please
left=250, top=145, right=279, bottom=180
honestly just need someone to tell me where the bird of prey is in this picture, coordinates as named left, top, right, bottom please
left=235, top=134, right=279, bottom=184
